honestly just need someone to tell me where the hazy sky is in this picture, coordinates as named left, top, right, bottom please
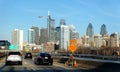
left=0, top=0, right=120, bottom=42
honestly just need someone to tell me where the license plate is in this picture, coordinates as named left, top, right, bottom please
left=45, top=57, right=48, bottom=59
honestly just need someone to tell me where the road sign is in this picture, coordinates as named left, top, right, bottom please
left=9, top=45, right=18, bottom=50
left=70, top=39, right=76, bottom=43
left=68, top=39, right=77, bottom=53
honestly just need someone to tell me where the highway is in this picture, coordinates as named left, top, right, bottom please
left=0, top=57, right=83, bottom=72
left=0, top=55, right=120, bottom=72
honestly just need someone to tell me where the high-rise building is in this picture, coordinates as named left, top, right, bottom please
left=102, top=34, right=110, bottom=47
left=100, top=24, right=107, bottom=37
left=69, top=25, right=75, bottom=40
left=28, top=29, right=35, bottom=45
left=60, top=19, right=66, bottom=26
left=60, top=25, right=70, bottom=51
left=47, top=11, right=55, bottom=42
left=94, top=34, right=102, bottom=48
left=31, top=26, right=39, bottom=45
left=55, top=27, right=61, bottom=42
left=81, top=35, right=89, bottom=47
left=11, top=29, right=23, bottom=50
left=39, top=28, right=48, bottom=44
left=69, top=25, right=79, bottom=40
left=86, top=23, right=94, bottom=38
left=110, top=32, right=119, bottom=47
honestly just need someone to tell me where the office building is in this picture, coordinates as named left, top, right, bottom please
left=60, top=25, right=70, bottom=51
left=31, top=26, right=39, bottom=45
left=55, top=27, right=61, bottom=42
left=47, top=11, right=55, bottom=42
left=11, top=29, right=23, bottom=50
left=81, top=35, right=89, bottom=47
left=86, top=23, right=94, bottom=38
left=39, top=28, right=48, bottom=44
left=110, top=32, right=119, bottom=47
left=60, top=19, right=66, bottom=26
left=28, top=29, right=35, bottom=45
left=94, top=34, right=102, bottom=48
left=100, top=24, right=107, bottom=37
left=69, top=25, right=75, bottom=39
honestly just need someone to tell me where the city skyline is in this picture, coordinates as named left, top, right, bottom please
left=0, top=0, right=120, bottom=41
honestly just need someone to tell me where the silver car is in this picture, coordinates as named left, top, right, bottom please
left=6, top=51, right=22, bottom=65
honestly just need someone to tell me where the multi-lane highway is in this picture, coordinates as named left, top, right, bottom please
left=1, top=56, right=120, bottom=72
left=0, top=57, right=83, bottom=72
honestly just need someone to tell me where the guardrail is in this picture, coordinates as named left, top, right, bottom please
left=24, top=52, right=120, bottom=62
left=53, top=54, right=120, bottom=61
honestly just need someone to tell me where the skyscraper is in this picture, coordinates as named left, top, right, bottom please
left=39, top=28, right=48, bottom=44
left=31, top=26, right=39, bottom=45
left=55, top=27, right=61, bottom=42
left=11, top=29, right=23, bottom=50
left=100, top=24, right=107, bottom=37
left=69, top=24, right=79, bottom=39
left=86, top=23, right=94, bottom=38
left=47, top=11, right=55, bottom=42
left=60, top=25, right=70, bottom=51
left=28, top=29, right=35, bottom=45
left=60, top=19, right=66, bottom=26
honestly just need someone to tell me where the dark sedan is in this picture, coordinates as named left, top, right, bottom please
left=24, top=52, right=32, bottom=59
left=34, top=52, right=53, bottom=65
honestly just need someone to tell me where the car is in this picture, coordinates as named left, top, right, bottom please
left=24, top=52, right=32, bottom=59
left=6, top=51, right=22, bottom=65
left=34, top=52, right=53, bottom=65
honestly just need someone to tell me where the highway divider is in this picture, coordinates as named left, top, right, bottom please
left=54, top=56, right=120, bottom=71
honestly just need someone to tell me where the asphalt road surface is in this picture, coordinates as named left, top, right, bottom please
left=1, top=57, right=120, bottom=72
left=0, top=58, right=84, bottom=72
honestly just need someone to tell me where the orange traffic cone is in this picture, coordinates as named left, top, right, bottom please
left=73, top=60, right=77, bottom=68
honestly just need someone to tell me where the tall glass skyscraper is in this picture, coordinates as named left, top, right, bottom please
left=47, top=11, right=55, bottom=42
left=55, top=27, right=61, bottom=42
left=86, top=23, right=94, bottom=38
left=39, top=28, right=48, bottom=44
left=100, top=24, right=107, bottom=37
left=28, top=29, right=35, bottom=44
left=31, top=26, right=39, bottom=45
left=60, top=19, right=66, bottom=26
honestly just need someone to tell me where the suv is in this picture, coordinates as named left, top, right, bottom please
left=34, top=52, right=53, bottom=65
left=6, top=51, right=22, bottom=65
left=24, top=52, right=32, bottom=59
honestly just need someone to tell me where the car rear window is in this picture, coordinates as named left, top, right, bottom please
left=40, top=53, right=51, bottom=57
left=9, top=52, right=21, bottom=55
left=26, top=53, right=31, bottom=54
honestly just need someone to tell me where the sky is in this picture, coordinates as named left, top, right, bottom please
left=0, top=0, right=120, bottom=42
